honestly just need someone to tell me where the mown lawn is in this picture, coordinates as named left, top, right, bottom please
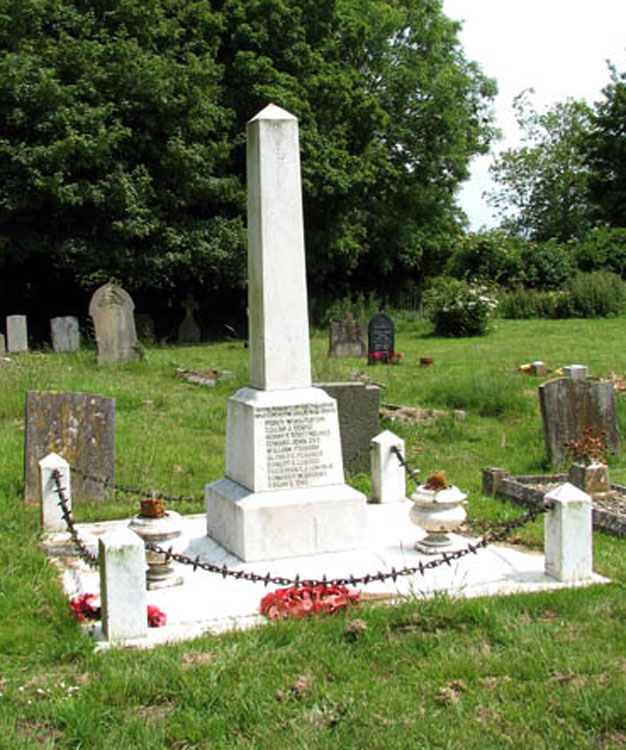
left=0, top=316, right=624, bottom=749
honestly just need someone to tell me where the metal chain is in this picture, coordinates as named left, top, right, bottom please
left=146, top=503, right=546, bottom=588
left=391, top=445, right=421, bottom=488
left=56, top=468, right=547, bottom=588
left=52, top=470, right=99, bottom=568
left=69, top=465, right=203, bottom=504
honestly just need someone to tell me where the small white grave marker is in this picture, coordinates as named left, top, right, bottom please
left=370, top=430, right=407, bottom=503
left=99, top=529, right=147, bottom=642
left=39, top=452, right=71, bottom=532
left=544, top=482, right=593, bottom=582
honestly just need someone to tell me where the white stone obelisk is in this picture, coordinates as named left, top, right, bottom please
left=205, top=104, right=366, bottom=562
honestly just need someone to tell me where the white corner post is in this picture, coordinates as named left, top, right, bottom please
left=39, top=452, right=71, bottom=532
left=370, top=430, right=407, bottom=503
left=544, top=482, right=593, bottom=582
left=99, top=529, right=147, bottom=642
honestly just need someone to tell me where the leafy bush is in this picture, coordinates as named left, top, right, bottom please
left=498, top=288, right=567, bottom=319
left=446, top=230, right=525, bottom=288
left=424, top=278, right=496, bottom=337
left=565, top=271, right=626, bottom=317
left=320, top=292, right=381, bottom=326
left=573, top=228, right=626, bottom=278
left=499, top=272, right=626, bottom=319
left=519, top=240, right=576, bottom=290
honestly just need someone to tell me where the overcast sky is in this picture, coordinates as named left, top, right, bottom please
left=442, top=0, right=626, bottom=230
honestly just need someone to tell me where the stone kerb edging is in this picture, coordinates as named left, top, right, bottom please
left=482, top=468, right=626, bottom=537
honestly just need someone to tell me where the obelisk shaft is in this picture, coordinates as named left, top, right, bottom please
left=246, top=104, right=312, bottom=391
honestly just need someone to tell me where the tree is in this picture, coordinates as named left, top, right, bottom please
left=0, top=0, right=246, bottom=298
left=0, top=0, right=496, bottom=314
left=217, top=0, right=498, bottom=298
left=486, top=91, right=594, bottom=242
left=585, top=64, right=626, bottom=227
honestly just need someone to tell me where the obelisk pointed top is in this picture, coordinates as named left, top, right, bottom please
left=249, top=103, right=297, bottom=123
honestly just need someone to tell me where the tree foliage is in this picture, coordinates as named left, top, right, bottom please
left=585, top=64, right=626, bottom=227
left=486, top=91, right=594, bottom=242
left=0, top=0, right=496, bottom=311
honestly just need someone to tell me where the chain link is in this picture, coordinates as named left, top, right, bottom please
left=53, top=470, right=99, bottom=568
left=56, top=467, right=547, bottom=588
left=146, top=503, right=546, bottom=588
left=69, top=465, right=203, bottom=504
left=391, top=445, right=421, bottom=488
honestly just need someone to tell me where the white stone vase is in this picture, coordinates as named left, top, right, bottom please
left=128, top=510, right=184, bottom=590
left=410, top=484, right=467, bottom=554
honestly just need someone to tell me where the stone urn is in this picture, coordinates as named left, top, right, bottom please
left=410, top=484, right=467, bottom=554
left=128, top=502, right=184, bottom=590
left=568, top=461, right=614, bottom=502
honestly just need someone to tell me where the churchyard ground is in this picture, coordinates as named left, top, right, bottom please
left=0, top=316, right=624, bottom=749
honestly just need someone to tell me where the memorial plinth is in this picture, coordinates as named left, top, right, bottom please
left=205, top=104, right=366, bottom=562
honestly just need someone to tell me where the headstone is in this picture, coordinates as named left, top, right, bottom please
left=6, top=314, right=28, bottom=352
left=368, top=313, right=394, bottom=363
left=134, top=313, right=156, bottom=343
left=318, top=382, right=380, bottom=472
left=88, top=283, right=141, bottom=364
left=328, top=314, right=366, bottom=358
left=205, top=104, right=366, bottom=562
left=50, top=316, right=80, bottom=352
left=24, top=391, right=115, bottom=504
left=178, top=294, right=201, bottom=343
left=0, top=333, right=5, bottom=354
left=539, top=377, right=619, bottom=468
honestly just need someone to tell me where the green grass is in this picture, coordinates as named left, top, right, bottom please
left=0, top=318, right=625, bottom=749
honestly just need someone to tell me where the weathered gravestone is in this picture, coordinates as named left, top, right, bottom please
left=6, top=315, right=28, bottom=352
left=539, top=377, right=619, bottom=467
left=89, top=283, right=141, bottom=364
left=328, top=314, right=366, bottom=358
left=50, top=316, right=80, bottom=352
left=0, top=333, right=5, bottom=355
left=178, top=294, right=201, bottom=343
left=134, top=313, right=156, bottom=343
left=368, top=313, right=394, bottom=363
left=24, top=391, right=115, bottom=504
left=205, top=104, right=366, bottom=562
left=318, top=382, right=381, bottom=472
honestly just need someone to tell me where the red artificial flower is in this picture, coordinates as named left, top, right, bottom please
left=147, top=605, right=167, bottom=628
left=70, top=594, right=166, bottom=628
left=259, top=584, right=360, bottom=620
left=70, top=593, right=101, bottom=621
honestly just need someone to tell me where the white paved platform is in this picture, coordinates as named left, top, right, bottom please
left=43, top=500, right=608, bottom=649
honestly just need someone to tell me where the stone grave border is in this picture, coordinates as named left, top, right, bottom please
left=482, top=468, right=626, bottom=537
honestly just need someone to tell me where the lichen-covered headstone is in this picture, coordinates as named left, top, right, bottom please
left=328, top=315, right=366, bottom=358
left=24, top=391, right=115, bottom=503
left=89, top=283, right=141, bottom=364
left=50, top=316, right=80, bottom=352
left=539, top=377, right=619, bottom=467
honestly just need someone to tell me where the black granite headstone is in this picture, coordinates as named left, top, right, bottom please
left=368, top=313, right=395, bottom=363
